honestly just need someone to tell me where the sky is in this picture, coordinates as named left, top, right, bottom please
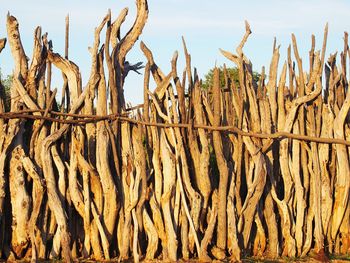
left=0, top=0, right=349, bottom=105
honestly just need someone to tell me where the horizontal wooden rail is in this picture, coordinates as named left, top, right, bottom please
left=0, top=110, right=349, bottom=146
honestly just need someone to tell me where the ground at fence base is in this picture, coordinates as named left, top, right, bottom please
left=4, top=255, right=350, bottom=263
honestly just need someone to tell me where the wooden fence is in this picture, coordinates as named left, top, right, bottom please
left=0, top=1, right=349, bottom=262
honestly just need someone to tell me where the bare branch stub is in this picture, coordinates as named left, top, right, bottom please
left=0, top=38, right=6, bottom=53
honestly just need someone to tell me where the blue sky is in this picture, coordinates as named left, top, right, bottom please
left=0, top=0, right=349, bottom=104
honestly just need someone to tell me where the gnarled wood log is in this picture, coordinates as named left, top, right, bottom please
left=0, top=6, right=350, bottom=263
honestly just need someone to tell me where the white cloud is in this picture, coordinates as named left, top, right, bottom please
left=142, top=0, right=350, bottom=37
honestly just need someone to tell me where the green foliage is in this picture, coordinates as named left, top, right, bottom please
left=0, top=68, right=13, bottom=111
left=202, top=66, right=260, bottom=90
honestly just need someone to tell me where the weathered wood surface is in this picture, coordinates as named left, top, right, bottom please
left=0, top=2, right=349, bottom=262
